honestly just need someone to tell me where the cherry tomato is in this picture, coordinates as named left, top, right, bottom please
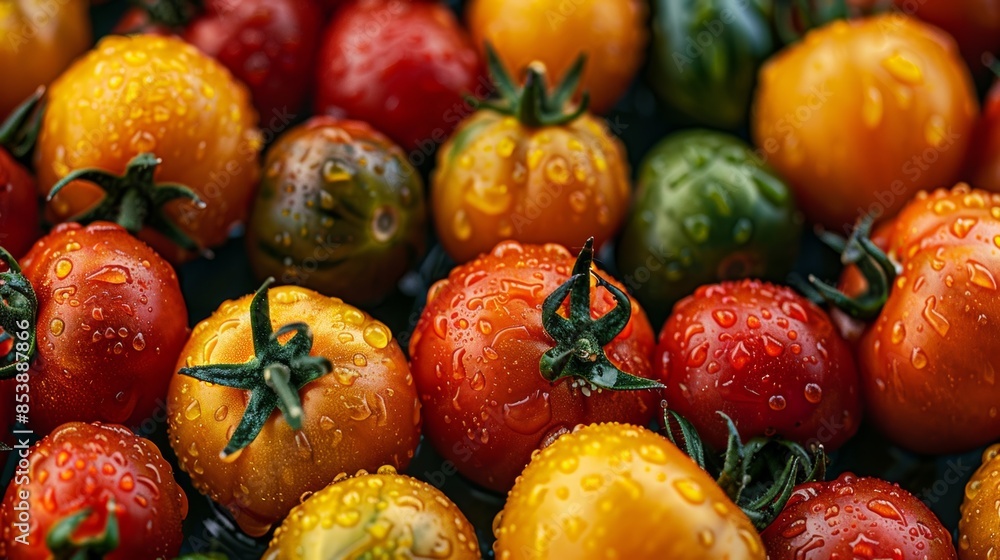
left=117, top=0, right=323, bottom=120
left=468, top=0, right=646, bottom=114
left=968, top=77, right=1000, bottom=193
left=0, top=0, right=90, bottom=119
left=821, top=185, right=1000, bottom=453
left=167, top=280, right=420, bottom=537
left=762, top=472, right=956, bottom=560
left=894, top=0, right=1000, bottom=73
left=0, top=148, right=37, bottom=260
left=752, top=14, right=977, bottom=230
left=655, top=280, right=861, bottom=451
left=432, top=52, right=631, bottom=263
left=409, top=240, right=661, bottom=492
left=315, top=0, right=484, bottom=152
left=265, top=466, right=480, bottom=559
left=246, top=117, right=426, bottom=306
left=959, top=443, right=1000, bottom=559
left=36, top=34, right=262, bottom=263
left=1, top=222, right=188, bottom=436
left=494, top=422, right=765, bottom=559
left=0, top=422, right=188, bottom=560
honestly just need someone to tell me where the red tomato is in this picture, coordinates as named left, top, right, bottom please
left=968, top=78, right=1000, bottom=193
left=894, top=0, right=1000, bottom=73
left=655, top=280, right=861, bottom=451
left=763, top=473, right=956, bottom=560
left=315, top=0, right=485, bottom=151
left=408, top=240, right=661, bottom=491
left=0, top=149, right=37, bottom=260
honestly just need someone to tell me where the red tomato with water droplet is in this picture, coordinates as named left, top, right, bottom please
left=315, top=0, right=485, bottom=151
left=655, top=279, right=861, bottom=451
left=0, top=422, right=188, bottom=559
left=762, top=473, right=956, bottom=560
left=1, top=222, right=189, bottom=436
left=0, top=149, right=39, bottom=259
left=408, top=241, right=660, bottom=492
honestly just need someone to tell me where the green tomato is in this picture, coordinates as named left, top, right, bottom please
left=246, top=117, right=426, bottom=306
left=648, top=0, right=773, bottom=129
left=616, top=130, right=802, bottom=325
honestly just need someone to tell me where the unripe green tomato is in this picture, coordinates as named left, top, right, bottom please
left=246, top=117, right=426, bottom=306
left=616, top=130, right=802, bottom=325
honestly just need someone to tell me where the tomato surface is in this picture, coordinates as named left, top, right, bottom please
left=894, top=0, right=1000, bottom=73
left=752, top=14, right=977, bottom=230
left=656, top=280, right=861, bottom=451
left=968, top=78, right=1000, bottom=193
left=0, top=148, right=38, bottom=259
left=168, top=283, right=420, bottom=537
left=958, top=443, right=1000, bottom=559
left=409, top=240, right=660, bottom=492
left=0, top=422, right=188, bottom=560
left=494, top=422, right=765, bottom=559
left=762, top=473, right=956, bottom=560
left=4, top=222, right=188, bottom=436
left=264, top=466, right=480, bottom=559
left=246, top=117, right=426, bottom=306
left=36, top=34, right=262, bottom=263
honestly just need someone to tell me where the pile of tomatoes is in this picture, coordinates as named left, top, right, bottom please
left=2, top=0, right=1000, bottom=558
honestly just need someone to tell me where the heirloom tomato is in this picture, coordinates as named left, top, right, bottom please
left=116, top=0, right=323, bottom=119
left=0, top=0, right=90, bottom=119
left=167, top=280, right=420, bottom=537
left=648, top=0, right=773, bottom=128
left=763, top=473, right=956, bottom=560
left=316, top=0, right=484, bottom=151
left=37, top=34, right=262, bottom=263
left=246, top=117, right=426, bottom=306
left=816, top=185, right=1000, bottom=453
left=265, top=466, right=480, bottom=559
left=894, top=0, right=1000, bottom=73
left=617, top=130, right=801, bottom=324
left=432, top=51, right=631, bottom=263
left=0, top=422, right=188, bottom=560
left=1, top=222, right=188, bottom=436
left=752, top=14, right=977, bottom=229
left=409, top=240, right=661, bottom=492
left=656, top=280, right=861, bottom=451
left=958, top=443, right=1000, bottom=559
left=494, top=423, right=765, bottom=559
left=468, top=0, right=646, bottom=114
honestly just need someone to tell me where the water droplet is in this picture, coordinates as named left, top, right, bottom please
left=891, top=321, right=906, bottom=344
left=55, top=258, right=73, bottom=279
left=712, top=309, right=736, bottom=328
left=673, top=479, right=705, bottom=504
left=502, top=391, right=552, bottom=435
left=968, top=261, right=998, bottom=291
left=294, top=432, right=312, bottom=459
left=804, top=383, right=823, bottom=404
left=768, top=395, right=787, bottom=411
left=781, top=518, right=807, bottom=538
left=545, top=156, right=570, bottom=184
left=184, top=400, right=201, bottom=420
left=882, top=51, right=924, bottom=85
left=911, top=347, right=928, bottom=369
left=866, top=499, right=904, bottom=522
left=951, top=217, right=977, bottom=238
left=683, top=215, right=711, bottom=243
left=453, top=210, right=472, bottom=241
left=862, top=84, right=883, bottom=127
left=921, top=296, right=950, bottom=337
left=687, top=342, right=709, bottom=367
left=119, top=474, right=134, bottom=491
left=214, top=406, right=228, bottom=422
left=362, top=323, right=390, bottom=349
left=353, top=353, right=367, bottom=367
left=698, top=529, right=715, bottom=548
left=132, top=333, right=145, bottom=351
left=730, top=341, right=751, bottom=369
left=762, top=334, right=785, bottom=357
left=86, top=265, right=131, bottom=285
left=49, top=319, right=65, bottom=336
left=334, top=366, right=360, bottom=386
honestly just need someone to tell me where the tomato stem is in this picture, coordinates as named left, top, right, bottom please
left=0, top=246, right=37, bottom=380
left=539, top=238, right=663, bottom=391
left=179, top=278, right=332, bottom=457
left=46, top=497, right=120, bottom=560
left=0, top=86, right=45, bottom=159
left=478, top=43, right=590, bottom=128
left=45, top=152, right=206, bottom=254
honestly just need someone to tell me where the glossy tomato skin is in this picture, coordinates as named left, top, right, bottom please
left=246, top=117, right=426, bottom=306
left=168, top=285, right=420, bottom=537
left=494, top=423, right=765, bottom=559
left=617, top=131, right=801, bottom=324
left=409, top=241, right=659, bottom=492
left=958, top=444, right=1000, bottom=559
left=264, top=467, right=480, bottom=559
left=468, top=0, right=646, bottom=114
left=0, top=149, right=38, bottom=259
left=0, top=0, right=91, bottom=119
left=894, top=0, right=1000, bottom=73
left=752, top=15, right=977, bottom=230
left=655, top=280, right=861, bottom=451
left=0, top=422, right=188, bottom=560
left=12, top=222, right=188, bottom=436
left=316, top=0, right=484, bottom=151
left=841, top=186, right=1000, bottom=453
left=763, top=473, right=956, bottom=560
left=36, top=35, right=262, bottom=263
left=968, top=81, right=1000, bottom=193
left=432, top=112, right=631, bottom=264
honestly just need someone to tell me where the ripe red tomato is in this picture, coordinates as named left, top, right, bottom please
left=894, top=0, right=1000, bottom=73
left=408, top=240, right=661, bottom=492
left=0, top=149, right=37, bottom=260
left=968, top=77, right=1000, bottom=193
left=117, top=0, right=323, bottom=120
left=0, top=422, right=188, bottom=560
left=2, top=222, right=189, bottom=436
left=315, top=0, right=485, bottom=151
left=655, top=280, right=861, bottom=451
left=762, top=473, right=956, bottom=560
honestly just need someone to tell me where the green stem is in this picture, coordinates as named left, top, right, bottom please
left=0, top=87, right=45, bottom=158
left=264, top=363, right=303, bottom=430
left=0, top=247, right=37, bottom=379
left=47, top=498, right=120, bottom=560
